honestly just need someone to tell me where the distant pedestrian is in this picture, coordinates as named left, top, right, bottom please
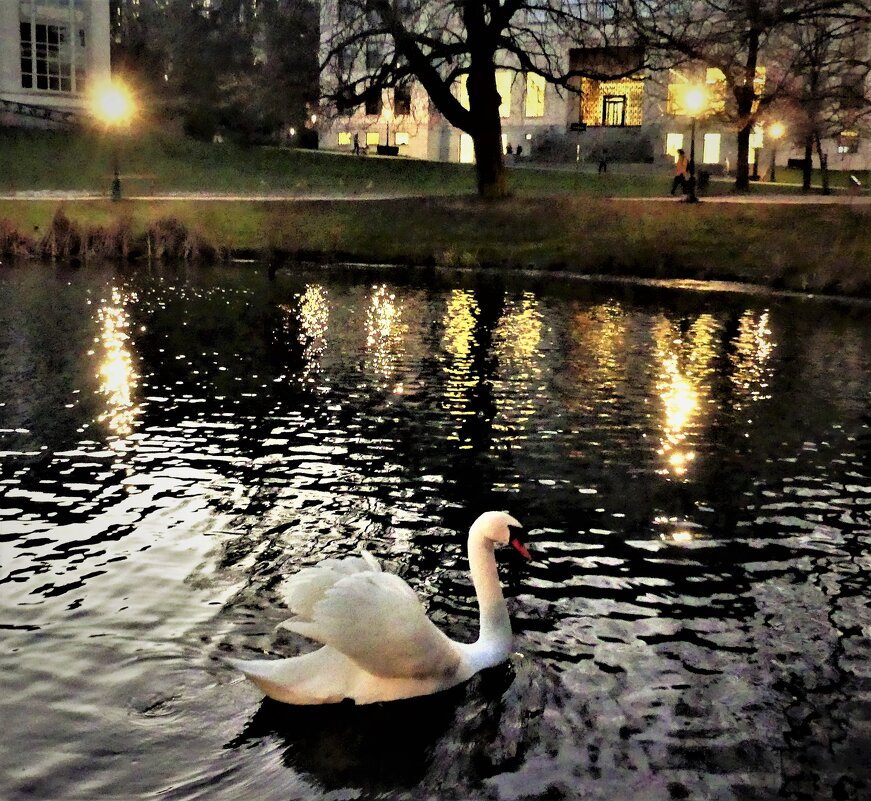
left=670, top=148, right=689, bottom=195
left=352, top=132, right=360, bottom=155
left=515, top=144, right=523, bottom=161
left=598, top=148, right=608, bottom=174
left=506, top=143, right=513, bottom=155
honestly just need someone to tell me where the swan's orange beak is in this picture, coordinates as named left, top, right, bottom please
left=510, top=537, right=531, bottom=560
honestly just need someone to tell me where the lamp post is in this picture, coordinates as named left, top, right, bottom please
left=93, top=82, right=134, bottom=201
left=683, top=86, right=707, bottom=204
left=768, top=122, right=784, bottom=182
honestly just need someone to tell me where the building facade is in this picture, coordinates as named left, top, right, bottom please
left=0, top=0, right=110, bottom=127
left=318, top=9, right=868, bottom=176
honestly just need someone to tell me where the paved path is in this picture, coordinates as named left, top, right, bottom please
left=0, top=189, right=868, bottom=205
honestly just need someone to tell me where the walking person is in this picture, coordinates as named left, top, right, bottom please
left=670, top=149, right=689, bottom=195
left=352, top=132, right=360, bottom=155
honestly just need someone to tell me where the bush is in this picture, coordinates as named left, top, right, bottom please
left=147, top=216, right=219, bottom=263
left=0, top=219, right=36, bottom=257
left=83, top=216, right=134, bottom=261
left=40, top=208, right=82, bottom=261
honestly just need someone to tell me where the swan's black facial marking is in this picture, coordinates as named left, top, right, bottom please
left=509, top=536, right=531, bottom=560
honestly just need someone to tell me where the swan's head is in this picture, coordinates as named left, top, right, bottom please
left=470, top=511, right=529, bottom=558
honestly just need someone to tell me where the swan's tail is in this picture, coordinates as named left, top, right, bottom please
left=227, top=648, right=357, bottom=705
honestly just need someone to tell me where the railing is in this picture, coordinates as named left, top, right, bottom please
left=0, top=99, right=82, bottom=126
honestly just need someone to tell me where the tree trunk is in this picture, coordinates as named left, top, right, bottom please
left=733, top=29, right=760, bottom=191
left=472, top=121, right=507, bottom=199
left=802, top=138, right=813, bottom=190
left=463, top=3, right=508, bottom=198
left=735, top=120, right=752, bottom=190
left=815, top=134, right=830, bottom=195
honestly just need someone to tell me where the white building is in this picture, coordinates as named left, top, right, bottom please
left=318, top=6, right=868, bottom=177
left=1, top=0, right=111, bottom=127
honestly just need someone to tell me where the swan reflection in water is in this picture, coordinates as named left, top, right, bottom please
left=226, top=661, right=526, bottom=793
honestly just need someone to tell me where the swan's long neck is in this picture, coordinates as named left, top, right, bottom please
left=467, top=533, right=512, bottom=665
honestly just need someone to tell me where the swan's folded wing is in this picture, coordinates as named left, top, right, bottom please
left=281, top=552, right=381, bottom=619
left=283, top=571, right=462, bottom=681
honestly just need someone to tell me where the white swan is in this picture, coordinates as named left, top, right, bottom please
left=229, top=511, right=528, bottom=705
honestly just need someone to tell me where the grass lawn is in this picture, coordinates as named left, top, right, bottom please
left=0, top=126, right=862, bottom=198
left=1, top=127, right=868, bottom=298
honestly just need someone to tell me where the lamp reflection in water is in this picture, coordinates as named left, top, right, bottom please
left=441, top=289, right=479, bottom=447
left=656, top=517, right=698, bottom=545
left=572, top=301, right=627, bottom=394
left=730, top=310, right=774, bottom=409
left=281, top=284, right=329, bottom=386
left=364, top=284, right=406, bottom=391
left=95, top=287, right=140, bottom=443
left=492, top=292, right=544, bottom=434
left=653, top=315, right=718, bottom=477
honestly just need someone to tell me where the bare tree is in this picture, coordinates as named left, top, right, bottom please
left=777, top=10, right=870, bottom=190
left=318, top=0, right=638, bottom=198
left=629, top=0, right=867, bottom=190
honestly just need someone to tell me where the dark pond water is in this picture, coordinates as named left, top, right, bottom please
left=1, top=263, right=869, bottom=801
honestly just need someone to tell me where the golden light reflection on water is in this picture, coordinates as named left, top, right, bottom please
left=364, top=284, right=407, bottom=390
left=492, top=292, right=545, bottom=443
left=495, top=293, right=543, bottom=369
left=441, top=289, right=479, bottom=446
left=730, top=310, right=774, bottom=407
left=95, top=287, right=140, bottom=441
left=570, top=301, right=627, bottom=393
left=653, top=315, right=718, bottom=478
left=283, top=284, right=329, bottom=384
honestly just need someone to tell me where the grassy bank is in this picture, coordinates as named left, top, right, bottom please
left=2, top=197, right=868, bottom=297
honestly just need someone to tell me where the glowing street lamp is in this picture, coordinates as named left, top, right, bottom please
left=92, top=82, right=135, bottom=201
left=683, top=85, right=708, bottom=203
left=768, top=122, right=785, bottom=182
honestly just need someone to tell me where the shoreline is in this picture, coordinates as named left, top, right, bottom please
left=1, top=195, right=869, bottom=300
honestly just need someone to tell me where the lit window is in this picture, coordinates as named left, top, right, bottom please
left=496, top=70, right=512, bottom=118
left=366, top=131, right=380, bottom=146
left=706, top=68, right=725, bottom=84
left=455, top=74, right=469, bottom=110
left=666, top=133, right=684, bottom=159
left=602, top=95, right=626, bottom=126
left=748, top=125, right=764, bottom=150
left=525, top=73, right=545, bottom=118
left=338, top=132, right=352, bottom=146
left=702, top=133, right=720, bottom=163
left=394, top=131, right=410, bottom=146
left=582, top=78, right=643, bottom=126
left=459, top=132, right=474, bottom=164
left=838, top=130, right=859, bottom=154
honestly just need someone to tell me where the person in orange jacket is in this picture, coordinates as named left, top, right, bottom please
left=671, top=149, right=689, bottom=195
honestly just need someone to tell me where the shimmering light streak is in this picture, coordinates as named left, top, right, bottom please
left=653, top=316, right=717, bottom=477
left=96, top=288, right=140, bottom=440
left=492, top=293, right=545, bottom=446
left=364, top=284, right=406, bottom=387
left=730, top=310, right=775, bottom=407
left=284, top=283, right=329, bottom=384
left=441, top=290, right=479, bottom=445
